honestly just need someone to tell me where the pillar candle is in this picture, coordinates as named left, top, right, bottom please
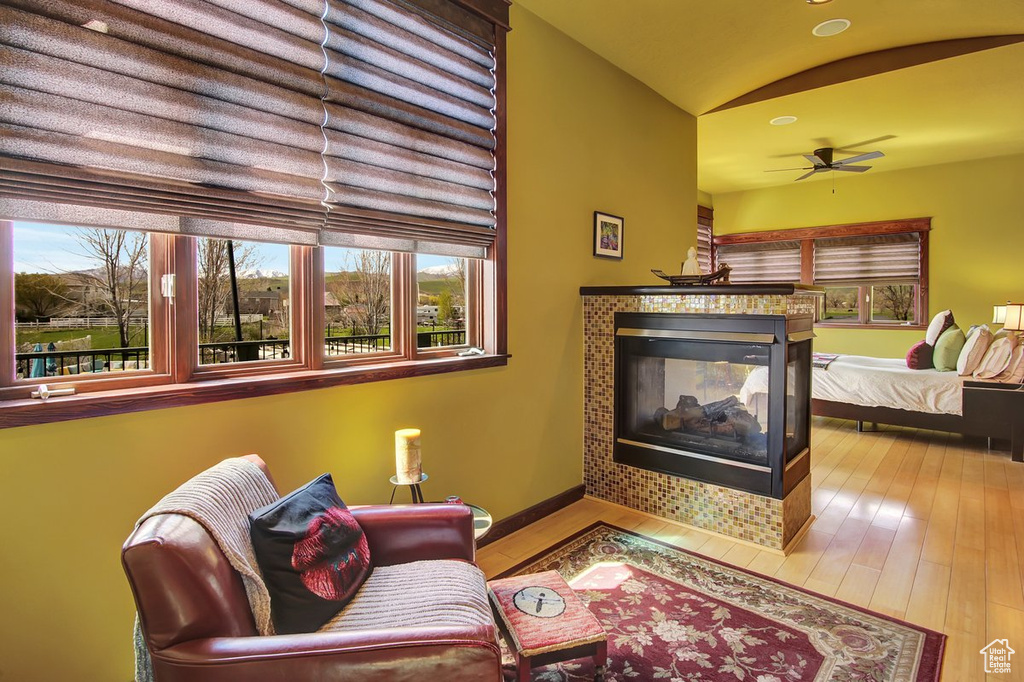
left=395, top=428, right=422, bottom=484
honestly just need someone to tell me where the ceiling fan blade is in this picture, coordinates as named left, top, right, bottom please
left=803, top=154, right=825, bottom=166
left=764, top=167, right=812, bottom=172
left=836, top=150, right=884, bottom=165
left=833, top=135, right=896, bottom=153
left=833, top=165, right=871, bottom=173
left=794, top=169, right=820, bottom=181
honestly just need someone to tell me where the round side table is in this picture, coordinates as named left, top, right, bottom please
left=466, top=503, right=493, bottom=541
left=389, top=473, right=428, bottom=503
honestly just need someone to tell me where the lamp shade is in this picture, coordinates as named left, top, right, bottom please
left=1003, top=303, right=1024, bottom=332
left=993, top=305, right=1007, bottom=325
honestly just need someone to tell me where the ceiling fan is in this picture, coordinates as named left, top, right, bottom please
left=768, top=147, right=885, bottom=181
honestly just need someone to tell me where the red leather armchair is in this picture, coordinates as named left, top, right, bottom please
left=122, top=456, right=502, bottom=682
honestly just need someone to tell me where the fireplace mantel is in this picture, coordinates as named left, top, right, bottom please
left=580, top=283, right=824, bottom=296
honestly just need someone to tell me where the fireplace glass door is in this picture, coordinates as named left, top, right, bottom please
left=619, top=336, right=771, bottom=466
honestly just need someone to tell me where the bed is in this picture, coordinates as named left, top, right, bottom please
left=740, top=354, right=1010, bottom=437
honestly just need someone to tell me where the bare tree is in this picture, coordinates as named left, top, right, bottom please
left=197, top=238, right=260, bottom=343
left=14, top=273, right=70, bottom=320
left=73, top=228, right=148, bottom=347
left=876, top=285, right=915, bottom=321
left=448, top=257, right=467, bottom=302
left=824, top=289, right=846, bottom=313
left=328, top=250, right=391, bottom=336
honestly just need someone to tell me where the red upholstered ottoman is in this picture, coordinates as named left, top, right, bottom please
left=487, top=570, right=607, bottom=682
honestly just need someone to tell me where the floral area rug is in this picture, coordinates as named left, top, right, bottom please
left=496, top=523, right=944, bottom=682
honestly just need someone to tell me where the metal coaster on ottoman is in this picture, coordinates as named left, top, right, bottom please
left=487, top=570, right=608, bottom=682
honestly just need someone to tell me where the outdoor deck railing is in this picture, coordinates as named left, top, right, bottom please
left=15, top=346, right=149, bottom=378
left=15, top=329, right=468, bottom=378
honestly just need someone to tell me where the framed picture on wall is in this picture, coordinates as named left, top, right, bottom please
left=593, top=211, right=624, bottom=259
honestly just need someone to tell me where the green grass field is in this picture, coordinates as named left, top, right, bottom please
left=16, top=326, right=146, bottom=349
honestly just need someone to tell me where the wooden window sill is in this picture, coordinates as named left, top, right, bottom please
left=815, top=322, right=926, bottom=331
left=0, top=354, right=509, bottom=429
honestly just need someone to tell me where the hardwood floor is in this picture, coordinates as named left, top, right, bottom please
left=478, top=417, right=1024, bottom=681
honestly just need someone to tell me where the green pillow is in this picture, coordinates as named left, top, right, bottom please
left=933, top=325, right=966, bottom=371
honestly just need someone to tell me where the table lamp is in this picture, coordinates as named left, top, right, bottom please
left=1003, top=303, right=1023, bottom=334
left=993, top=305, right=1007, bottom=325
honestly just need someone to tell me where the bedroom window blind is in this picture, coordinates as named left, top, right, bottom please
left=697, top=205, right=713, bottom=274
left=813, top=233, right=921, bottom=284
left=0, top=0, right=500, bottom=257
left=716, top=240, right=802, bottom=283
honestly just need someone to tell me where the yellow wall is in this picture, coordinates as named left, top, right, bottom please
left=0, top=7, right=696, bottom=681
left=712, top=153, right=1024, bottom=357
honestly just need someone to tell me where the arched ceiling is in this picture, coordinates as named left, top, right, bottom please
left=514, top=0, right=1024, bottom=195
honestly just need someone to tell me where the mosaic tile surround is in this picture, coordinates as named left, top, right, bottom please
left=582, top=293, right=818, bottom=550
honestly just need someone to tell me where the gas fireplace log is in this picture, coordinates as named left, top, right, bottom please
left=655, top=395, right=703, bottom=431
left=655, top=394, right=762, bottom=440
left=701, top=395, right=740, bottom=422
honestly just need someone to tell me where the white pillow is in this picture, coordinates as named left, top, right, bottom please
left=957, top=324, right=993, bottom=376
left=995, top=342, right=1024, bottom=383
left=974, top=335, right=1017, bottom=379
left=925, top=309, right=954, bottom=345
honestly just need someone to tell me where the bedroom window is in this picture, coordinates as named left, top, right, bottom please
left=697, top=205, right=714, bottom=274
left=714, top=218, right=930, bottom=328
left=0, top=0, right=509, bottom=427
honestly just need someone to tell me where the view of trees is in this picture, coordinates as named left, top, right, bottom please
left=873, top=284, right=915, bottom=321
left=72, top=228, right=149, bottom=347
left=196, top=238, right=263, bottom=343
left=14, top=273, right=69, bottom=320
left=326, top=250, right=392, bottom=336
left=823, top=284, right=916, bottom=322
left=15, top=228, right=466, bottom=364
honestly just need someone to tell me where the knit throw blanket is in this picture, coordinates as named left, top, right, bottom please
left=132, top=457, right=280, bottom=682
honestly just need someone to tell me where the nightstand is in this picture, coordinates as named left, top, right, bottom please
left=963, top=381, right=1024, bottom=462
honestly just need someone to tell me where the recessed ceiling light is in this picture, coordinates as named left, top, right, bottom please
left=812, top=18, right=850, bottom=37
left=770, top=116, right=798, bottom=126
left=806, top=0, right=834, bottom=4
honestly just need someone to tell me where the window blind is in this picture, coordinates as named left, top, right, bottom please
left=696, top=205, right=713, bottom=274
left=813, top=233, right=921, bottom=283
left=716, top=241, right=801, bottom=283
left=0, top=0, right=506, bottom=257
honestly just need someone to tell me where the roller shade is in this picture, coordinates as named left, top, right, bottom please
left=716, top=241, right=801, bottom=283
left=0, top=0, right=504, bottom=257
left=813, top=233, right=920, bottom=283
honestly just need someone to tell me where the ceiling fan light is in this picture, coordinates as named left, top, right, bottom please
left=812, top=18, right=851, bottom=37
left=770, top=116, right=798, bottom=126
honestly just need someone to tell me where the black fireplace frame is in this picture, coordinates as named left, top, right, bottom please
left=613, top=312, right=813, bottom=499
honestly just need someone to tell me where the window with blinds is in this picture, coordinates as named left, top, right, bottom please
left=813, top=233, right=921, bottom=284
left=696, top=205, right=713, bottom=274
left=716, top=241, right=802, bottom=283
left=0, top=0, right=510, bottom=423
left=0, top=0, right=502, bottom=258
left=712, top=218, right=929, bottom=327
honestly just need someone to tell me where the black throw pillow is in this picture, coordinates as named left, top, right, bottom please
left=249, top=473, right=372, bottom=634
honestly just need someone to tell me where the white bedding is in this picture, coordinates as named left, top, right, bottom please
left=739, top=354, right=965, bottom=416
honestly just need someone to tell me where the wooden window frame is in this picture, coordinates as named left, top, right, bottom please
left=713, top=218, right=930, bottom=329
left=1, top=232, right=506, bottom=430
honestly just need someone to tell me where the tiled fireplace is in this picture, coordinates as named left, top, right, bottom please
left=581, top=284, right=823, bottom=551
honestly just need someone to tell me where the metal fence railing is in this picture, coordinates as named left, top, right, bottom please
left=16, top=329, right=469, bottom=378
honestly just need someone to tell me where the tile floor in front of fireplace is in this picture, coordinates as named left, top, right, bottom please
left=478, top=416, right=1024, bottom=681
